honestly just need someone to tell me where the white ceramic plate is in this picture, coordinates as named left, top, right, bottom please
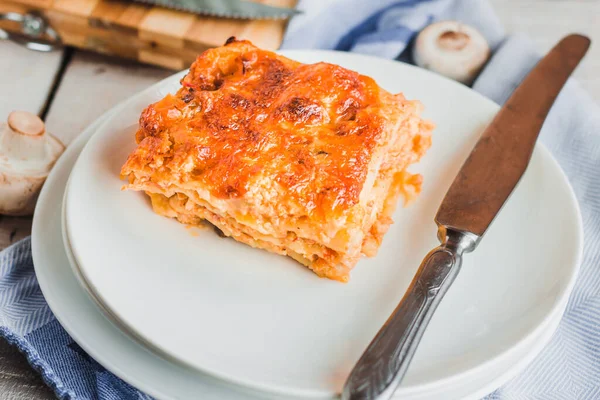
left=64, top=51, right=583, bottom=398
left=61, top=185, right=570, bottom=400
left=33, top=103, right=567, bottom=400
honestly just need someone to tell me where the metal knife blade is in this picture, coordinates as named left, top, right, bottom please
left=436, top=34, right=590, bottom=237
left=132, top=0, right=299, bottom=19
left=342, top=34, right=590, bottom=400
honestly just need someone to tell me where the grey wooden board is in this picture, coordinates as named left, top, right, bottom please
left=0, top=41, right=64, bottom=400
left=44, top=51, right=172, bottom=146
left=1, top=1, right=600, bottom=398
left=0, top=49, right=170, bottom=400
left=0, top=340, right=55, bottom=400
left=0, top=40, right=63, bottom=251
left=490, top=0, right=600, bottom=100
left=0, top=42, right=63, bottom=119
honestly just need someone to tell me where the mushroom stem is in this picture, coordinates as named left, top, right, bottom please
left=1, top=112, right=50, bottom=171
left=438, top=31, right=470, bottom=51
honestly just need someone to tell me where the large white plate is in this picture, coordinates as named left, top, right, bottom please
left=64, top=51, right=583, bottom=398
left=34, top=102, right=568, bottom=400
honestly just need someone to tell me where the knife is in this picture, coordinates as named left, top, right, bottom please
left=342, top=34, right=591, bottom=400
left=131, top=0, right=299, bottom=19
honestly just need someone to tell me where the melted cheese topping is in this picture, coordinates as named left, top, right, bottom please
left=121, top=38, right=433, bottom=281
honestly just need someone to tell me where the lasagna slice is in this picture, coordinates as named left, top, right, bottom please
left=121, top=38, right=433, bottom=282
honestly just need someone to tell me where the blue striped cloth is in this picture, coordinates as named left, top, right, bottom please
left=0, top=240, right=151, bottom=399
left=1, top=0, right=599, bottom=398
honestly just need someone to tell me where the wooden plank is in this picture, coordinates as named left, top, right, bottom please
left=0, top=339, right=54, bottom=399
left=239, top=18, right=288, bottom=49
left=0, top=44, right=170, bottom=400
left=116, top=3, right=151, bottom=30
left=490, top=0, right=600, bottom=100
left=185, top=16, right=244, bottom=49
left=0, top=42, right=63, bottom=119
left=14, top=0, right=53, bottom=8
left=184, top=0, right=296, bottom=49
left=139, top=49, right=186, bottom=70
left=90, top=0, right=129, bottom=24
left=44, top=50, right=173, bottom=145
left=0, top=216, right=32, bottom=249
left=0, top=46, right=171, bottom=400
left=53, top=0, right=100, bottom=17
left=0, top=40, right=63, bottom=250
left=0, top=14, right=64, bottom=400
left=43, top=19, right=201, bottom=63
left=3, top=0, right=296, bottom=69
left=139, top=8, right=196, bottom=48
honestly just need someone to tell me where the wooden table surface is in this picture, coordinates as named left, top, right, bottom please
left=0, top=1, right=598, bottom=398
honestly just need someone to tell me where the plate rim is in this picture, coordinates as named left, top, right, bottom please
left=60, top=49, right=584, bottom=398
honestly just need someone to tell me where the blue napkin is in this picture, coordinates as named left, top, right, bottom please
left=2, top=1, right=599, bottom=399
left=0, top=239, right=151, bottom=399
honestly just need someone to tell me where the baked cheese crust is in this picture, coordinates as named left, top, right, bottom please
left=121, top=38, right=433, bottom=282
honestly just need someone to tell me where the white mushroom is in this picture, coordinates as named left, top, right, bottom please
left=0, top=111, right=65, bottom=216
left=413, top=21, right=491, bottom=85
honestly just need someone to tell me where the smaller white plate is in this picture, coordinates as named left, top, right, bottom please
left=33, top=111, right=569, bottom=400
left=63, top=51, right=583, bottom=398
